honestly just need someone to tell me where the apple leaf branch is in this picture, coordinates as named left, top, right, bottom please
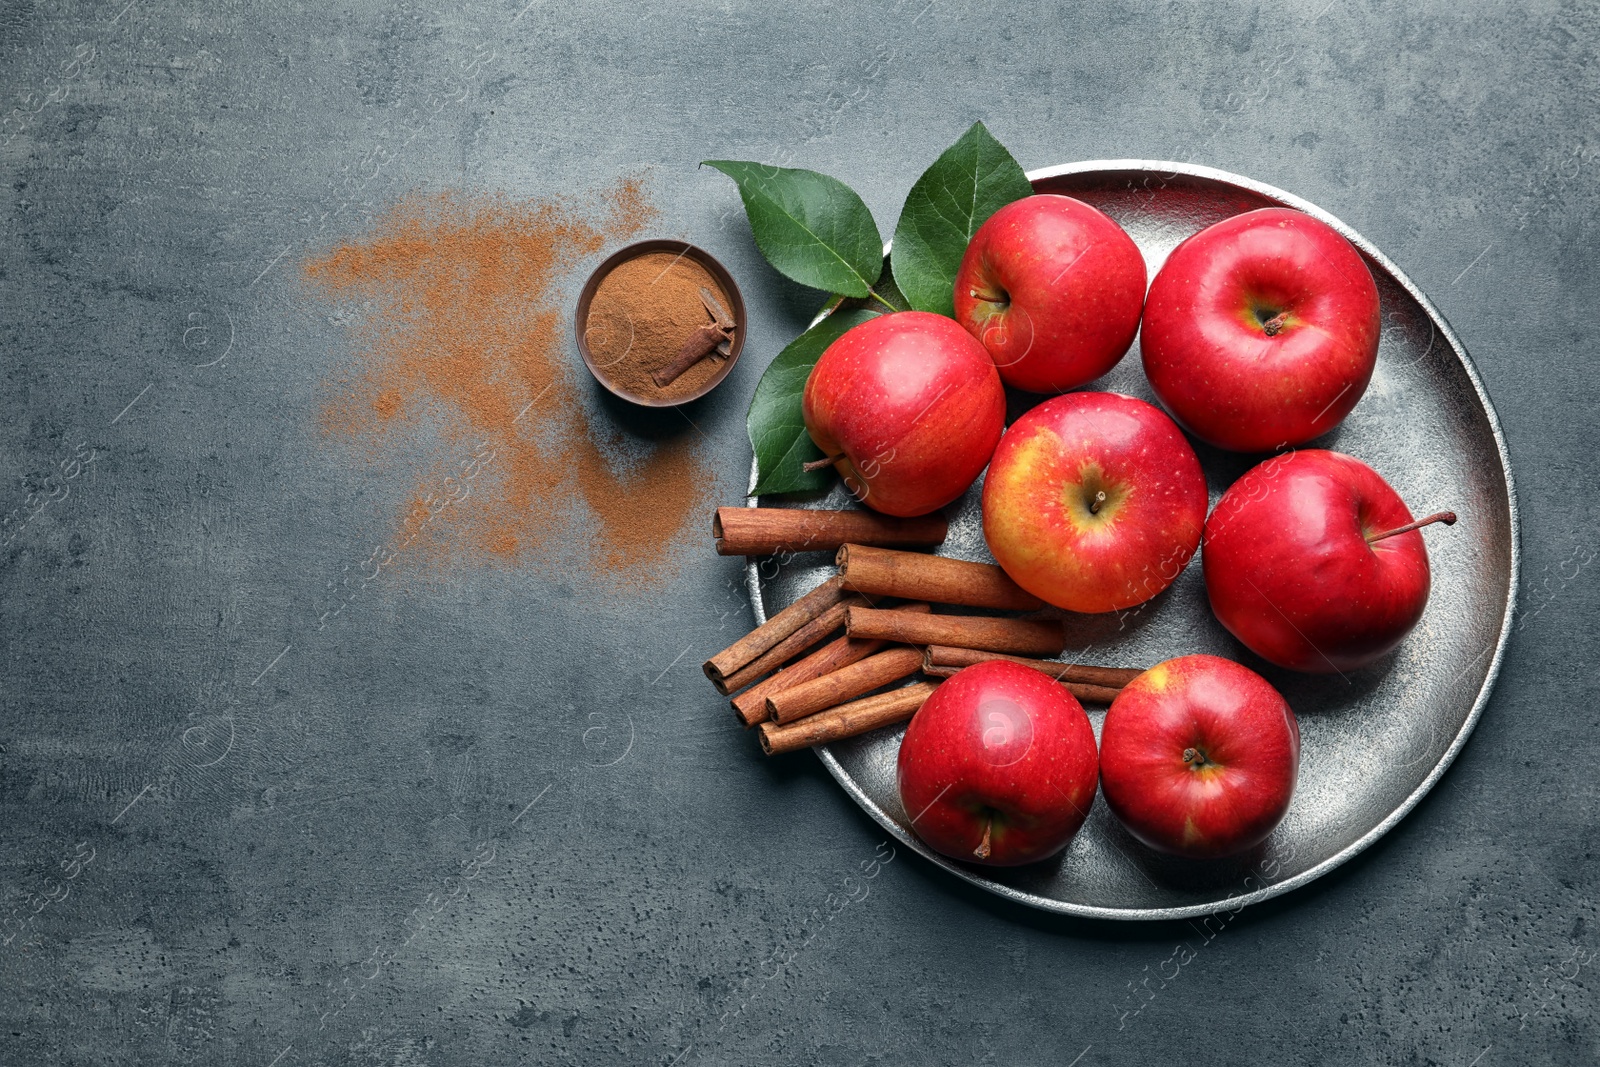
left=703, top=122, right=1031, bottom=497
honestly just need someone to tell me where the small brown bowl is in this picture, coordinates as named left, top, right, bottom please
left=573, top=240, right=746, bottom=407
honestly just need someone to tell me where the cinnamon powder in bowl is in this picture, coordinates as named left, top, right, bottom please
left=575, top=241, right=746, bottom=406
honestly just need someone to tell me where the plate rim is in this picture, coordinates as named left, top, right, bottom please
left=743, top=159, right=1520, bottom=920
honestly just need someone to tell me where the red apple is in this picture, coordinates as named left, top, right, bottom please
left=803, top=311, right=1005, bottom=517
left=1203, top=449, right=1456, bottom=673
left=953, top=194, right=1146, bottom=393
left=1141, top=207, right=1381, bottom=452
left=897, top=661, right=1098, bottom=867
left=981, top=392, right=1208, bottom=613
left=1100, top=654, right=1299, bottom=859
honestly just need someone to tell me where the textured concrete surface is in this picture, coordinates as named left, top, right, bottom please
left=1, top=1, right=1596, bottom=1064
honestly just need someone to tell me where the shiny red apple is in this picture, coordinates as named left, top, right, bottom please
left=1100, top=654, right=1299, bottom=859
left=803, top=310, right=1005, bottom=517
left=1141, top=207, right=1381, bottom=452
left=953, top=194, right=1146, bottom=393
left=1203, top=449, right=1456, bottom=673
left=981, top=392, right=1209, bottom=613
left=896, top=661, right=1099, bottom=867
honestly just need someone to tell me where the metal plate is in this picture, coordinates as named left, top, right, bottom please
left=744, top=161, right=1518, bottom=920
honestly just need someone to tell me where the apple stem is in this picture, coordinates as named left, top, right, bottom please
left=1089, top=490, right=1107, bottom=515
left=1182, top=747, right=1209, bottom=769
left=802, top=453, right=844, bottom=473
left=1366, top=510, right=1458, bottom=544
left=1262, top=312, right=1289, bottom=337
left=973, top=818, right=993, bottom=861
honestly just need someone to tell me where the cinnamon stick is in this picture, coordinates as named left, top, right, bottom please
left=653, top=323, right=733, bottom=388
left=923, top=646, right=1146, bottom=689
left=766, top=645, right=924, bottom=725
left=846, top=606, right=1065, bottom=657
left=713, top=508, right=947, bottom=557
left=835, top=544, right=1042, bottom=611
left=703, top=575, right=845, bottom=694
left=719, top=595, right=867, bottom=695
left=758, top=681, right=940, bottom=756
left=730, top=602, right=932, bottom=727
left=921, top=663, right=1122, bottom=705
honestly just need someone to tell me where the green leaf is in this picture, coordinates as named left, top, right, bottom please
left=747, top=308, right=878, bottom=497
left=703, top=160, right=885, bottom=298
left=890, top=122, right=1034, bottom=318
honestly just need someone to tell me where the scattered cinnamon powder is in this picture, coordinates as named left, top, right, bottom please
left=303, top=180, right=714, bottom=588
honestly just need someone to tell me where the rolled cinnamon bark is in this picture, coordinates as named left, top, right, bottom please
left=923, top=646, right=1146, bottom=689
left=732, top=635, right=874, bottom=727
left=719, top=596, right=868, bottom=695
left=714, top=508, right=947, bottom=557
left=758, top=681, right=940, bottom=756
left=846, top=606, right=1065, bottom=657
left=703, top=576, right=845, bottom=693
left=766, top=645, right=924, bottom=725
left=835, top=544, right=1042, bottom=611
left=653, top=324, right=731, bottom=388
left=730, top=603, right=933, bottom=727
left=921, top=663, right=1122, bottom=705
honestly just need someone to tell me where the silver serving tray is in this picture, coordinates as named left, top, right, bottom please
left=744, top=161, right=1518, bottom=920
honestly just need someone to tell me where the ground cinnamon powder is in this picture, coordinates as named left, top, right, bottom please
left=584, top=251, right=732, bottom=403
left=304, top=180, right=714, bottom=588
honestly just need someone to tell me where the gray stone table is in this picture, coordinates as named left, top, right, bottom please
left=1, top=1, right=1595, bottom=1064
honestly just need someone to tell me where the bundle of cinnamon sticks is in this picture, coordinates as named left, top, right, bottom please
left=705, top=507, right=1147, bottom=756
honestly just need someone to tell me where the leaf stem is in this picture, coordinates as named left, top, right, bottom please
left=867, top=287, right=896, bottom=312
